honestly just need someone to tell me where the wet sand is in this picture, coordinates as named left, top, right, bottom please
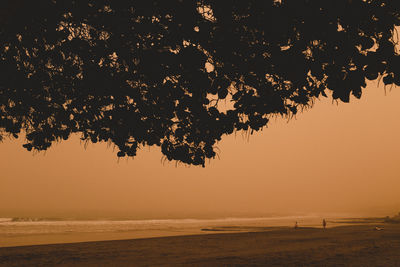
left=0, top=224, right=399, bottom=266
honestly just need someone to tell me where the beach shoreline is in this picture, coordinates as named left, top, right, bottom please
left=0, top=215, right=355, bottom=248
left=1, top=223, right=399, bottom=266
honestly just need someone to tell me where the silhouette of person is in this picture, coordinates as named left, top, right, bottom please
left=322, top=219, right=327, bottom=229
left=294, top=221, right=298, bottom=229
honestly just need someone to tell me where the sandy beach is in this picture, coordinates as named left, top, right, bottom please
left=0, top=224, right=399, bottom=266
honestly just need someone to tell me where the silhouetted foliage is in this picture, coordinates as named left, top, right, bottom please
left=1, top=0, right=400, bottom=166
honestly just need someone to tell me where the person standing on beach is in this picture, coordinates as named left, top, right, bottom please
left=322, top=219, right=327, bottom=229
left=294, top=221, right=298, bottom=229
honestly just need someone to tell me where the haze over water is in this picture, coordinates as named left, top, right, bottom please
left=0, top=81, right=399, bottom=247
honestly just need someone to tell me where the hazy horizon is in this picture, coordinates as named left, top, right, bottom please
left=1, top=81, right=399, bottom=219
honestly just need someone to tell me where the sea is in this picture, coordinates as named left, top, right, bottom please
left=0, top=214, right=360, bottom=247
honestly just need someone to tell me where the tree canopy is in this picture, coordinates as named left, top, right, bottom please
left=1, top=0, right=399, bottom=166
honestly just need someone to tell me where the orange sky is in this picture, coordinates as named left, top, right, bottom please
left=0, top=81, right=399, bottom=219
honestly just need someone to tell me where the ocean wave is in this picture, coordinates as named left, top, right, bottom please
left=0, top=215, right=332, bottom=238
left=0, top=218, right=13, bottom=223
left=0, top=215, right=319, bottom=224
left=0, top=217, right=62, bottom=223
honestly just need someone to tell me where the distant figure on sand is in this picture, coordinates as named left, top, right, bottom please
left=294, top=221, right=298, bottom=229
left=322, top=219, right=327, bottom=229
